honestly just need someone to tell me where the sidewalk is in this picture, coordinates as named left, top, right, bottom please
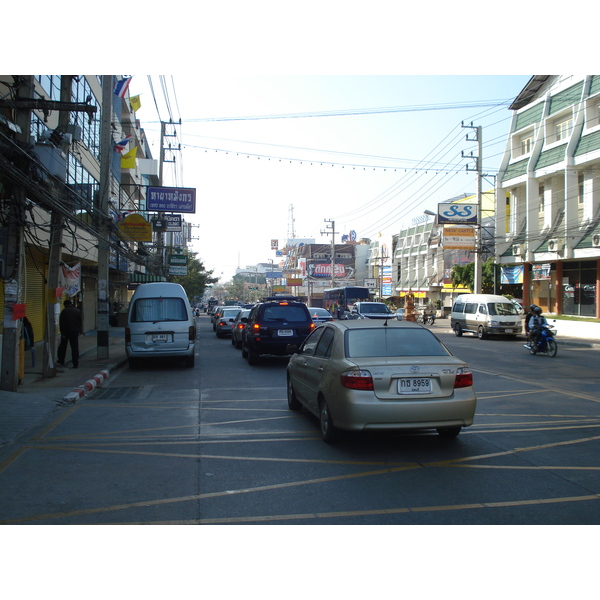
left=0, top=327, right=127, bottom=449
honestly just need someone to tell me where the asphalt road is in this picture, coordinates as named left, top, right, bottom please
left=0, top=315, right=599, bottom=525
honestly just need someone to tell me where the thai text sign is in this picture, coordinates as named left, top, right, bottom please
left=119, top=213, right=152, bottom=242
left=443, top=226, right=475, bottom=249
left=147, top=187, right=196, bottom=213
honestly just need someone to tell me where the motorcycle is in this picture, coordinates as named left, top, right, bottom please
left=417, top=311, right=435, bottom=326
left=525, top=323, right=558, bottom=357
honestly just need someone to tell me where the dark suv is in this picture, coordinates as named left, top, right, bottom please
left=241, top=296, right=315, bottom=365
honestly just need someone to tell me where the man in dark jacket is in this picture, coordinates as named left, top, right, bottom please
left=57, top=299, right=83, bottom=368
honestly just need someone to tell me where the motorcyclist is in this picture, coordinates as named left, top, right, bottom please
left=524, top=304, right=537, bottom=345
left=527, top=306, right=548, bottom=347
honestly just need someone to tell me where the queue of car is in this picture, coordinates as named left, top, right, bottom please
left=205, top=295, right=478, bottom=443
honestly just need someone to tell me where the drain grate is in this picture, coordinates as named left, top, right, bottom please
left=92, top=386, right=145, bottom=400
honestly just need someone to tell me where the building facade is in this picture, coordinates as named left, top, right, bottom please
left=0, top=75, right=184, bottom=388
left=496, top=75, right=600, bottom=318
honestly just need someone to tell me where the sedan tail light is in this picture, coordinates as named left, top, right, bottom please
left=341, top=369, right=374, bottom=391
left=454, top=367, right=473, bottom=389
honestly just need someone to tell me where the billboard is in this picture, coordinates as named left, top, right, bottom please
left=437, top=203, right=478, bottom=224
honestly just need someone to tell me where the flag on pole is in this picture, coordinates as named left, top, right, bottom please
left=121, top=146, right=138, bottom=169
left=130, top=95, right=142, bottom=111
left=114, top=76, right=132, bottom=98
left=114, top=135, right=132, bottom=153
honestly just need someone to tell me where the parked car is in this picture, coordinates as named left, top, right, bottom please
left=394, top=308, right=405, bottom=321
left=286, top=319, right=476, bottom=442
left=125, top=282, right=196, bottom=368
left=231, top=309, right=251, bottom=348
left=349, top=302, right=394, bottom=319
left=215, top=307, right=241, bottom=338
left=241, top=296, right=315, bottom=365
left=308, top=307, right=334, bottom=323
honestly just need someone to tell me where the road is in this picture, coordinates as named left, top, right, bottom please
left=0, top=315, right=599, bottom=525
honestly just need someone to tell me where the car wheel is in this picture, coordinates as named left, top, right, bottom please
left=287, top=376, right=301, bottom=411
left=128, top=358, right=139, bottom=369
left=477, top=325, right=487, bottom=340
left=319, top=397, right=341, bottom=443
left=231, top=335, right=236, bottom=346
left=241, top=342, right=248, bottom=358
left=186, top=355, right=195, bottom=368
left=235, top=338, right=242, bottom=349
left=437, top=426, right=461, bottom=438
left=454, top=323, right=463, bottom=337
left=547, top=339, right=558, bottom=358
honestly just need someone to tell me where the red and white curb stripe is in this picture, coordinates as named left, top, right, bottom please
left=63, top=369, right=110, bottom=402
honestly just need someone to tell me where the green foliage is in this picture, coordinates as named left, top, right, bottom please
left=449, top=257, right=497, bottom=293
left=170, top=251, right=219, bottom=299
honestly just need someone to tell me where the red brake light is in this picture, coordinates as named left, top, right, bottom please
left=252, top=323, right=260, bottom=331
left=279, top=302, right=289, bottom=306
left=310, top=323, right=316, bottom=330
left=454, top=367, right=473, bottom=389
left=340, top=370, right=374, bottom=391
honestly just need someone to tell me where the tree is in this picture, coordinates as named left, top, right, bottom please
left=449, top=258, right=496, bottom=293
left=170, top=252, right=219, bottom=300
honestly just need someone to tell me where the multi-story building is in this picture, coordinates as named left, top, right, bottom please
left=496, top=75, right=600, bottom=318
left=0, top=75, right=168, bottom=388
left=391, top=192, right=494, bottom=311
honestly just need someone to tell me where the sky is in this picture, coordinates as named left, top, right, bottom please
left=128, top=74, right=532, bottom=281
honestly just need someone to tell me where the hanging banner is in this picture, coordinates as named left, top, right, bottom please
left=501, top=265, right=524, bottom=285
left=532, top=263, right=551, bottom=280
left=60, top=262, right=82, bottom=297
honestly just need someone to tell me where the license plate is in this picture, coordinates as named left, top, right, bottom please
left=398, top=378, right=431, bottom=394
left=152, top=334, right=168, bottom=342
left=278, top=329, right=293, bottom=336
left=504, top=329, right=515, bottom=333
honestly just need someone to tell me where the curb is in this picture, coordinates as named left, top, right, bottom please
left=63, top=369, right=111, bottom=402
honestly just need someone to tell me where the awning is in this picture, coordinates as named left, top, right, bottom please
left=129, top=272, right=166, bottom=283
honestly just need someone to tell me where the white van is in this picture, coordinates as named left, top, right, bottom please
left=450, top=294, right=522, bottom=340
left=125, top=282, right=196, bottom=368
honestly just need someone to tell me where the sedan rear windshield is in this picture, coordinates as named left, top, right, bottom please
left=346, top=328, right=449, bottom=358
left=130, top=297, right=188, bottom=322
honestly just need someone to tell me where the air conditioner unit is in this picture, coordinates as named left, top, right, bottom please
left=592, top=234, right=600, bottom=248
left=512, top=244, right=525, bottom=256
left=548, top=238, right=563, bottom=252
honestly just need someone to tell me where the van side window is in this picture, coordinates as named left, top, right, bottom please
left=453, top=303, right=464, bottom=313
left=464, top=303, right=477, bottom=314
left=478, top=304, right=487, bottom=314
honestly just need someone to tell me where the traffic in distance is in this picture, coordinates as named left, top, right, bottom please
left=185, top=285, right=484, bottom=442
left=126, top=284, right=557, bottom=443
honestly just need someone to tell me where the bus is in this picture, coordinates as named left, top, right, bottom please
left=323, top=286, right=371, bottom=319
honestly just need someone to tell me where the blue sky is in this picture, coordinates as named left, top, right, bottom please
left=129, top=75, right=531, bottom=280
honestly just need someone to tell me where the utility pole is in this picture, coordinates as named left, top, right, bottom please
left=43, top=75, right=73, bottom=378
left=462, top=122, right=483, bottom=294
left=97, top=75, right=113, bottom=359
left=322, top=219, right=336, bottom=288
left=0, top=77, right=31, bottom=391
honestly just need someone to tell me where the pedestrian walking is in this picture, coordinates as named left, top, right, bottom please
left=57, top=299, right=83, bottom=368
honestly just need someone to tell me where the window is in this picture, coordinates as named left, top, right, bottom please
left=521, top=136, right=533, bottom=154
left=538, top=185, right=545, bottom=229
left=345, top=328, right=449, bottom=358
left=556, top=118, right=573, bottom=141
left=578, top=173, right=585, bottom=221
left=314, top=327, right=335, bottom=358
left=131, top=298, right=188, bottom=322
